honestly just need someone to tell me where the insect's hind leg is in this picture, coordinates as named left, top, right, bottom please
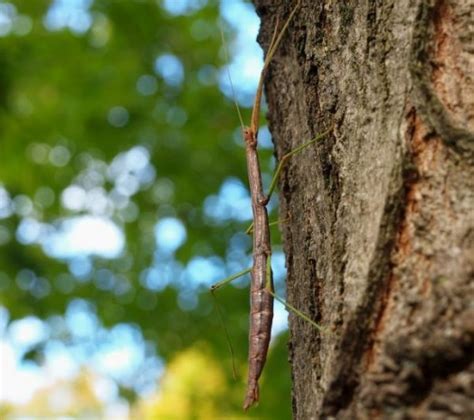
left=210, top=267, right=252, bottom=379
left=265, top=255, right=325, bottom=332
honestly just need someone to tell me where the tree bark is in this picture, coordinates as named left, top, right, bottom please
left=254, top=0, right=474, bottom=418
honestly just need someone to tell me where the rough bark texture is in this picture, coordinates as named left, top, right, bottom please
left=253, top=0, right=474, bottom=418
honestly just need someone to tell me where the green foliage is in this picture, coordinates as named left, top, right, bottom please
left=0, top=0, right=290, bottom=417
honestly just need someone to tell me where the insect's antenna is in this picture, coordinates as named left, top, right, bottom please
left=219, top=19, right=245, bottom=132
left=250, top=0, right=301, bottom=134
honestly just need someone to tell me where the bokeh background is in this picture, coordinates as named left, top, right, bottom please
left=0, top=0, right=293, bottom=418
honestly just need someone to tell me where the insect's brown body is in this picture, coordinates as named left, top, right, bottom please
left=212, top=1, right=301, bottom=410
left=243, top=127, right=274, bottom=410
left=238, top=1, right=301, bottom=410
left=211, top=0, right=326, bottom=411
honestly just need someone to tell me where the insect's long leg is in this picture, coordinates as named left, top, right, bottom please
left=210, top=266, right=252, bottom=381
left=267, top=129, right=332, bottom=202
left=246, top=128, right=332, bottom=234
left=219, top=21, right=245, bottom=132
left=264, top=255, right=325, bottom=332
left=246, top=218, right=289, bottom=235
left=250, top=16, right=280, bottom=135
left=269, top=291, right=326, bottom=332
left=210, top=267, right=252, bottom=292
left=210, top=293, right=238, bottom=379
left=251, top=0, right=302, bottom=134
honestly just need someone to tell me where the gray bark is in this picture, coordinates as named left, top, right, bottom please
left=254, top=0, right=474, bottom=418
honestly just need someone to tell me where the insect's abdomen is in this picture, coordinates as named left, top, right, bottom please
left=244, top=254, right=274, bottom=410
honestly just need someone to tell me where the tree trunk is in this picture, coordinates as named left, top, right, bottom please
left=254, top=0, right=474, bottom=418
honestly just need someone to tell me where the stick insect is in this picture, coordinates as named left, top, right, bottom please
left=211, top=0, right=328, bottom=410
